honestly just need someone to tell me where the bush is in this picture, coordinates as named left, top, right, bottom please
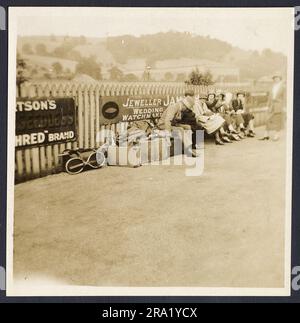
left=35, top=43, right=48, bottom=56
left=185, top=68, right=214, bottom=86
left=75, top=57, right=102, bottom=80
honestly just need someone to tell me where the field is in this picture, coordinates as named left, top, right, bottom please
left=13, top=129, right=287, bottom=291
left=23, top=54, right=78, bottom=73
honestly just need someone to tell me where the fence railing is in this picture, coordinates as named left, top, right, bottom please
left=15, top=81, right=268, bottom=183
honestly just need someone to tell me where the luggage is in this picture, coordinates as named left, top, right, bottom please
left=107, top=145, right=142, bottom=168
left=139, top=138, right=170, bottom=164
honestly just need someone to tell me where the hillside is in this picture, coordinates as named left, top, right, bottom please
left=17, top=32, right=287, bottom=82
left=22, top=54, right=78, bottom=72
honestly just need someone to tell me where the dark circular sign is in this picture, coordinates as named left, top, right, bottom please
left=102, top=101, right=120, bottom=120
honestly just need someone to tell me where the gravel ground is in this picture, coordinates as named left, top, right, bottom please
left=13, top=129, right=287, bottom=288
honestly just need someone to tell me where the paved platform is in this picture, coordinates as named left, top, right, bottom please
left=13, top=129, right=287, bottom=288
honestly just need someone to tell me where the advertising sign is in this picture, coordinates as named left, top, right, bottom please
left=100, top=94, right=184, bottom=124
left=15, top=97, right=76, bottom=148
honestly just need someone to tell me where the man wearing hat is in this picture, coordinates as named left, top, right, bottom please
left=259, top=73, right=286, bottom=141
left=157, top=90, right=199, bottom=157
left=231, top=92, right=255, bottom=137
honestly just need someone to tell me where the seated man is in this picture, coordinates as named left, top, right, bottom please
left=157, top=90, right=200, bottom=157
left=231, top=92, right=255, bottom=137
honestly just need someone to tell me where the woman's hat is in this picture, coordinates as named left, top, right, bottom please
left=199, top=93, right=208, bottom=100
left=215, top=89, right=225, bottom=97
left=272, top=72, right=283, bottom=80
left=207, top=92, right=216, bottom=97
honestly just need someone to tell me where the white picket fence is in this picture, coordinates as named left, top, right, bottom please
left=15, top=81, right=268, bottom=182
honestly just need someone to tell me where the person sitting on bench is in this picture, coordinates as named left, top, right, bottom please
left=231, top=92, right=255, bottom=137
left=176, top=94, right=231, bottom=146
left=157, top=90, right=200, bottom=157
left=212, top=91, right=241, bottom=141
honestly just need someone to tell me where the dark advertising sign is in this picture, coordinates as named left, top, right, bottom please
left=100, top=95, right=184, bottom=124
left=16, top=97, right=76, bottom=148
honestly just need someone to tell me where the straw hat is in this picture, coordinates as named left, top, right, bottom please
left=182, top=96, right=195, bottom=109
left=184, top=89, right=195, bottom=97
left=199, top=93, right=208, bottom=100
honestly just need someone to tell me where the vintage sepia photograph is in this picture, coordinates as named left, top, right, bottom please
left=6, top=6, right=294, bottom=296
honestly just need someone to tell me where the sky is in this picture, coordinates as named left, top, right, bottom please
left=13, top=7, right=294, bottom=55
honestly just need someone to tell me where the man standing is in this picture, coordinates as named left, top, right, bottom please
left=157, top=90, right=200, bottom=157
left=259, top=73, right=286, bottom=141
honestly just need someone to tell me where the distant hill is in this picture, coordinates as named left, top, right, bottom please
left=105, top=32, right=286, bottom=80
left=17, top=32, right=287, bottom=82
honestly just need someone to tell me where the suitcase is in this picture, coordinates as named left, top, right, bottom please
left=107, top=145, right=142, bottom=168
left=139, top=138, right=170, bottom=164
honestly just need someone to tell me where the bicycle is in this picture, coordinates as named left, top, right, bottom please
left=59, top=148, right=106, bottom=175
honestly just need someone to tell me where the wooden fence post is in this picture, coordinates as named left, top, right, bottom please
left=16, top=81, right=215, bottom=182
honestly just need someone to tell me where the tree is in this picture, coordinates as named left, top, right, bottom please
left=50, top=34, right=57, bottom=42
left=108, top=66, right=124, bottom=81
left=122, top=73, right=139, bottom=82
left=52, top=45, right=68, bottom=58
left=35, top=43, right=47, bottom=56
left=43, top=72, right=52, bottom=80
left=64, top=68, right=74, bottom=80
left=202, top=70, right=214, bottom=86
left=262, top=48, right=272, bottom=59
left=185, top=68, right=214, bottom=86
left=52, top=62, right=63, bottom=75
left=79, top=35, right=87, bottom=45
left=22, top=43, right=33, bottom=55
left=164, top=72, right=174, bottom=81
left=68, top=49, right=82, bottom=61
left=176, top=73, right=186, bottom=82
left=106, top=31, right=232, bottom=66
left=75, top=57, right=102, bottom=80
left=30, top=68, right=38, bottom=77
left=16, top=54, right=29, bottom=94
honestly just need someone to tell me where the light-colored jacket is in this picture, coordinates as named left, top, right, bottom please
left=157, top=101, right=185, bottom=131
left=268, top=82, right=286, bottom=114
left=158, top=100, right=206, bottom=131
left=194, top=100, right=211, bottom=115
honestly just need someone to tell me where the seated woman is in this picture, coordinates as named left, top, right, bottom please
left=210, top=92, right=241, bottom=141
left=206, top=92, right=237, bottom=142
left=231, top=92, right=255, bottom=137
left=174, top=93, right=229, bottom=146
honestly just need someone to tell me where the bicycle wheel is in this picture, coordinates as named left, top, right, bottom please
left=87, top=151, right=105, bottom=169
left=65, top=157, right=85, bottom=175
